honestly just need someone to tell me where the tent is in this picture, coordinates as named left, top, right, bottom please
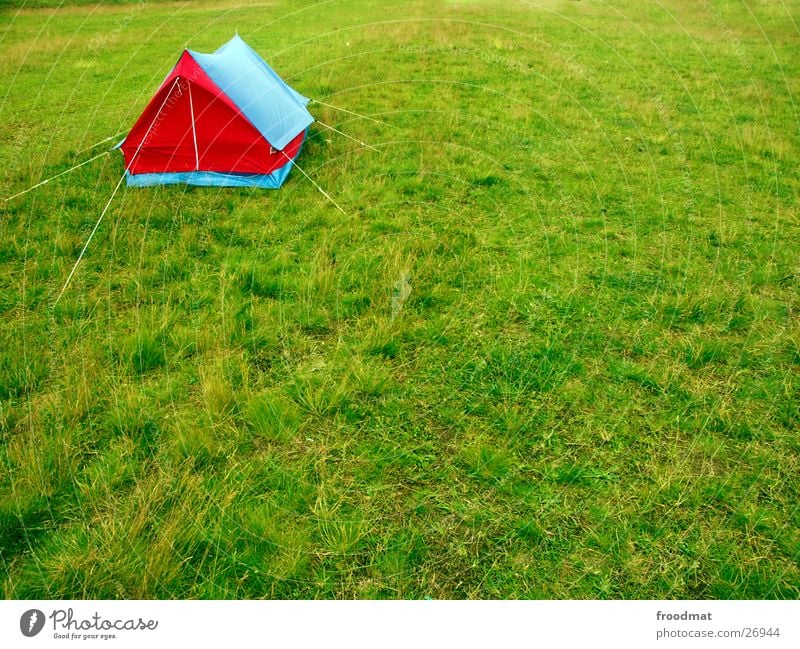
left=118, top=35, right=314, bottom=188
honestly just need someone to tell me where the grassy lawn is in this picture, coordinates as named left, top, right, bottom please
left=0, top=0, right=798, bottom=599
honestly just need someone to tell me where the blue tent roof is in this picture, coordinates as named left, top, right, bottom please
left=190, top=35, right=314, bottom=150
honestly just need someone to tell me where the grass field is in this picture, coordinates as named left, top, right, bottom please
left=0, top=0, right=798, bottom=599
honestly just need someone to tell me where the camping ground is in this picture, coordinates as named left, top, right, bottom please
left=0, top=0, right=798, bottom=598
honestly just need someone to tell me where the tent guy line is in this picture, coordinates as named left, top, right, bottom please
left=77, top=130, right=129, bottom=154
left=53, top=170, right=127, bottom=306
left=3, top=150, right=112, bottom=203
left=315, top=120, right=378, bottom=152
left=54, top=77, right=183, bottom=306
left=3, top=128, right=134, bottom=203
left=310, top=98, right=396, bottom=129
left=279, top=150, right=347, bottom=215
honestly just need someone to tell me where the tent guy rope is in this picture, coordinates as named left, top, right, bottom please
left=315, top=119, right=378, bottom=152
left=4, top=150, right=111, bottom=202
left=77, top=129, right=128, bottom=153
left=54, top=78, right=181, bottom=305
left=53, top=171, right=127, bottom=306
left=310, top=99, right=395, bottom=128
left=280, top=151, right=347, bottom=215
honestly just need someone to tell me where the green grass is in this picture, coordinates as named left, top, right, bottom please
left=1, top=0, right=798, bottom=599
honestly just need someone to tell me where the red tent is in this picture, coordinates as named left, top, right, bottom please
left=119, top=35, right=314, bottom=188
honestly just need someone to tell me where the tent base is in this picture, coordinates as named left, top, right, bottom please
left=126, top=169, right=288, bottom=188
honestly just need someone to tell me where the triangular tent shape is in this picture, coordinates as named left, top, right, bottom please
left=119, top=35, right=313, bottom=188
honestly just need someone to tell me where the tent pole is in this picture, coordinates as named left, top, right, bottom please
left=189, top=83, right=199, bottom=170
